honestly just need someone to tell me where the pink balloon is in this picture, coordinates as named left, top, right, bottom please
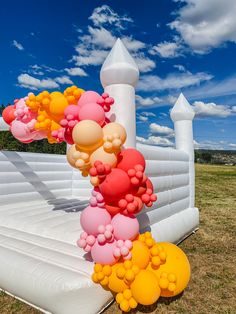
left=78, top=102, right=105, bottom=125
left=80, top=206, right=111, bottom=236
left=64, top=104, right=80, bottom=118
left=77, top=91, right=100, bottom=107
left=91, top=240, right=118, bottom=265
left=111, top=213, right=139, bottom=240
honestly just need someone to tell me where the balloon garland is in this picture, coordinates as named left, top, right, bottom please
left=3, top=86, right=191, bottom=312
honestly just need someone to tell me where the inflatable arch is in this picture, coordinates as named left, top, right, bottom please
left=0, top=39, right=199, bottom=314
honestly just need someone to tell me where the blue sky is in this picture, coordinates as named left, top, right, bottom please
left=0, top=0, right=236, bottom=150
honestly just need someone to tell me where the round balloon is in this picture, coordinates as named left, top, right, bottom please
left=149, top=242, right=191, bottom=297
left=90, top=146, right=117, bottom=168
left=91, top=240, right=118, bottom=265
left=103, top=122, right=127, bottom=144
left=79, top=103, right=105, bottom=126
left=117, top=148, right=146, bottom=172
left=72, top=120, right=103, bottom=151
left=112, top=214, right=139, bottom=240
left=78, top=91, right=100, bottom=107
left=130, top=270, right=160, bottom=305
left=2, top=105, right=15, bottom=125
left=80, top=205, right=111, bottom=236
left=108, top=263, right=129, bottom=293
left=99, top=168, right=131, bottom=204
left=131, top=240, right=150, bottom=269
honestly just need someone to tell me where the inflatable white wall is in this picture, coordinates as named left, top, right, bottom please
left=0, top=39, right=199, bottom=314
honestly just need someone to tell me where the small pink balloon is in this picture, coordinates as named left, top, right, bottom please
left=121, top=246, right=129, bottom=256
left=91, top=240, right=118, bottom=265
left=80, top=206, right=111, bottom=236
left=78, top=102, right=105, bottom=126
left=111, top=214, right=139, bottom=241
left=78, top=91, right=100, bottom=107
left=87, top=235, right=96, bottom=246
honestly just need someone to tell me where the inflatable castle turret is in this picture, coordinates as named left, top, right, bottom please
left=170, top=93, right=196, bottom=208
left=100, top=38, right=139, bottom=148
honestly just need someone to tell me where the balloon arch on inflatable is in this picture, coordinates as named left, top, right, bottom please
left=3, top=87, right=191, bottom=312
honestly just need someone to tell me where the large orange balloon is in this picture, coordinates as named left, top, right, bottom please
left=149, top=242, right=191, bottom=297
left=130, top=270, right=160, bottom=305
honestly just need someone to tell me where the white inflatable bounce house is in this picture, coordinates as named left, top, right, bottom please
left=0, top=39, right=199, bottom=314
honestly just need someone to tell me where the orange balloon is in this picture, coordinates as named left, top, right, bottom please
left=130, top=270, right=160, bottom=305
left=131, top=240, right=150, bottom=269
left=108, top=263, right=129, bottom=293
left=149, top=242, right=191, bottom=297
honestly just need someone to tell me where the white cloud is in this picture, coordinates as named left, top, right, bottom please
left=87, top=26, right=116, bottom=48
left=54, top=76, right=73, bottom=85
left=137, top=136, right=174, bottom=147
left=65, top=67, right=87, bottom=76
left=73, top=49, right=109, bottom=66
left=18, top=74, right=59, bottom=90
left=136, top=95, right=162, bottom=107
left=194, top=139, right=225, bottom=150
left=133, top=53, right=156, bottom=73
left=149, top=41, right=182, bottom=58
left=149, top=123, right=174, bottom=137
left=89, top=5, right=133, bottom=29
left=192, top=101, right=232, bottom=118
left=137, top=71, right=213, bottom=91
left=229, top=143, right=236, bottom=148
left=169, top=0, right=236, bottom=53
left=137, top=115, right=148, bottom=122
left=122, top=37, right=146, bottom=51
left=174, top=64, right=186, bottom=72
left=12, top=40, right=24, bottom=51
left=141, top=112, right=156, bottom=117
left=186, top=75, right=236, bottom=99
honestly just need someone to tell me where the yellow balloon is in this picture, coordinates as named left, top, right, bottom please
left=108, top=263, right=129, bottom=293
left=130, top=270, right=160, bottom=305
left=90, top=146, right=117, bottom=168
left=103, top=122, right=127, bottom=144
left=72, top=120, right=103, bottom=151
left=149, top=242, right=191, bottom=297
left=50, top=91, right=63, bottom=98
left=131, top=240, right=150, bottom=269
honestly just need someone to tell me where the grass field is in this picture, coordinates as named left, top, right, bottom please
left=0, top=164, right=235, bottom=314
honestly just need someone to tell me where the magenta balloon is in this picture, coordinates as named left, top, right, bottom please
left=77, top=91, right=100, bottom=107
left=78, top=102, right=105, bottom=125
left=80, top=205, right=111, bottom=236
left=91, top=240, right=118, bottom=265
left=111, top=213, right=139, bottom=240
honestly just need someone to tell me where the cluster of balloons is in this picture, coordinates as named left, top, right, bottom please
left=3, top=85, right=191, bottom=312
left=2, top=87, right=114, bottom=145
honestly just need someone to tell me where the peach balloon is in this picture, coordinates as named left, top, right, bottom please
left=66, top=144, right=78, bottom=168
left=108, top=263, right=129, bottom=293
left=72, top=120, right=103, bottom=151
left=103, top=123, right=127, bottom=144
left=90, top=146, right=117, bottom=168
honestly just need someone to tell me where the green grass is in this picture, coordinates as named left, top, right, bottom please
left=0, top=164, right=235, bottom=314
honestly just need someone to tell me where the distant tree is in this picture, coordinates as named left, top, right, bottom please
left=201, top=152, right=212, bottom=163
left=0, top=104, right=6, bottom=115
